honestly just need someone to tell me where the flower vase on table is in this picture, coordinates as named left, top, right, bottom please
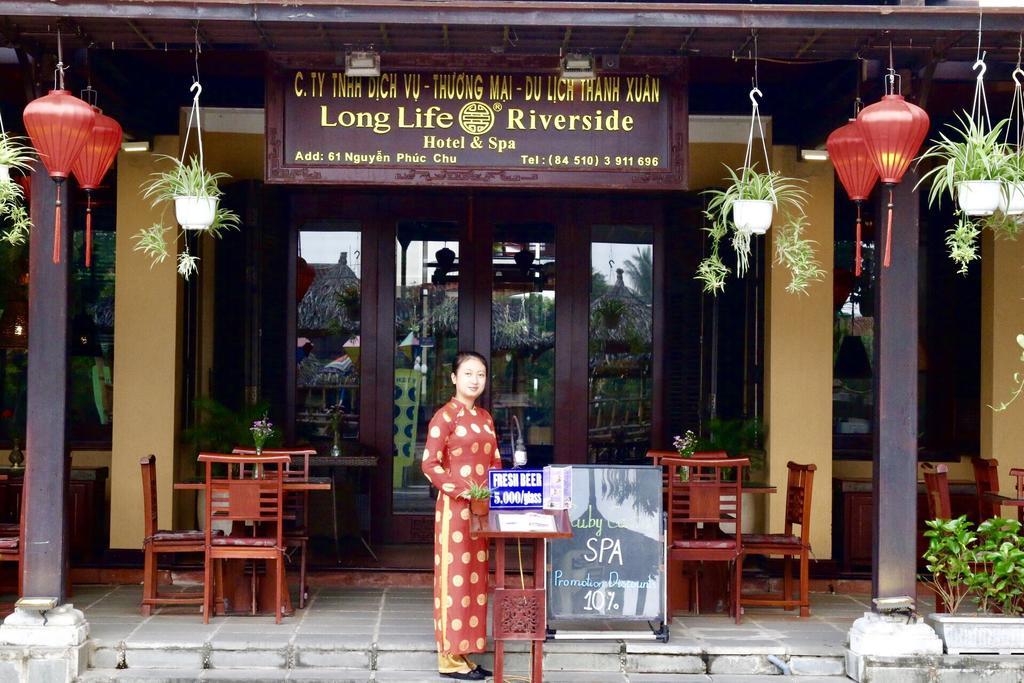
left=250, top=414, right=275, bottom=457
left=673, top=430, right=697, bottom=482
left=331, top=430, right=341, bottom=458
left=7, top=437, right=22, bottom=469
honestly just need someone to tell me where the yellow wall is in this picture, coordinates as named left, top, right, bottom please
left=109, top=136, right=182, bottom=549
left=763, top=146, right=834, bottom=559
left=981, top=230, right=1024, bottom=496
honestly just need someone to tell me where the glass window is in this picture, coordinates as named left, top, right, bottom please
left=491, top=223, right=555, bottom=469
left=589, top=225, right=654, bottom=464
left=393, top=221, right=460, bottom=514
left=296, top=227, right=362, bottom=449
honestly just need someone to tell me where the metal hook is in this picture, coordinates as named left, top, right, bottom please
left=190, top=81, right=203, bottom=101
left=1014, top=68, right=1024, bottom=88
left=749, top=87, right=763, bottom=108
left=973, top=57, right=987, bottom=81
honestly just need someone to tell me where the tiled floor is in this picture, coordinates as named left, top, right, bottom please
left=71, top=583, right=881, bottom=654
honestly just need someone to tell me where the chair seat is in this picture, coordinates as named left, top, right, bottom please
left=743, top=533, right=804, bottom=548
left=0, top=537, right=19, bottom=550
left=212, top=536, right=278, bottom=548
left=148, top=529, right=223, bottom=544
left=671, top=539, right=737, bottom=550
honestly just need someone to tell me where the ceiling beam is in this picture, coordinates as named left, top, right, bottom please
left=619, top=27, right=634, bottom=55
left=2, top=1, right=1023, bottom=33
left=794, top=30, right=823, bottom=59
left=125, top=20, right=155, bottom=50
left=378, top=23, right=390, bottom=49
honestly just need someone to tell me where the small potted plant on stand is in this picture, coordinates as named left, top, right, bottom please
left=466, top=481, right=491, bottom=517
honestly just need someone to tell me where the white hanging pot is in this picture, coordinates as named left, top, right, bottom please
left=732, top=199, right=774, bottom=235
left=956, top=180, right=1002, bottom=216
left=0, top=165, right=10, bottom=184
left=998, top=181, right=1024, bottom=216
left=174, top=196, right=218, bottom=230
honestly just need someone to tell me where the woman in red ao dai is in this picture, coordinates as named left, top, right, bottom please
left=422, top=351, right=501, bottom=680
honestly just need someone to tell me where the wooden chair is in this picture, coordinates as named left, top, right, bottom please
left=140, top=455, right=207, bottom=616
left=0, top=474, right=20, bottom=597
left=740, top=462, right=816, bottom=617
left=664, top=455, right=748, bottom=623
left=200, top=452, right=289, bottom=624
left=921, top=463, right=954, bottom=613
left=233, top=447, right=315, bottom=608
left=922, top=463, right=952, bottom=520
left=971, top=457, right=1002, bottom=520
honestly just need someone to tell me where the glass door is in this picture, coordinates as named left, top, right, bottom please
left=391, top=220, right=462, bottom=515
left=490, top=221, right=557, bottom=469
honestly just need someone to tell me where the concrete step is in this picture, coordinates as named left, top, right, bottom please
left=80, top=672, right=852, bottom=683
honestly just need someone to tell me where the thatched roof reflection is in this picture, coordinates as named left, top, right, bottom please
left=299, top=253, right=359, bottom=332
left=590, top=269, right=652, bottom=344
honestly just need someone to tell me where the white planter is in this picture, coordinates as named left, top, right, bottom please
left=956, top=180, right=1002, bottom=216
left=999, top=182, right=1024, bottom=215
left=0, top=165, right=10, bottom=184
left=928, top=612, right=1024, bottom=655
left=174, top=196, right=218, bottom=231
left=732, top=199, right=774, bottom=234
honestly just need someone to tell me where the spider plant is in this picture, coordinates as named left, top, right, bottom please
left=0, top=134, right=35, bottom=175
left=916, top=114, right=1012, bottom=209
left=0, top=180, right=31, bottom=246
left=695, top=164, right=821, bottom=295
left=132, top=155, right=240, bottom=280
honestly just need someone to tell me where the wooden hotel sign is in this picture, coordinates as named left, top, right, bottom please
left=266, top=54, right=687, bottom=189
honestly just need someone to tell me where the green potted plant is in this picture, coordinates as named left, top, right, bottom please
left=595, top=298, right=626, bottom=329
left=917, top=114, right=1011, bottom=217
left=0, top=134, right=33, bottom=245
left=696, top=165, right=823, bottom=296
left=923, top=515, right=1024, bottom=653
left=465, top=480, right=491, bottom=517
left=132, top=155, right=240, bottom=279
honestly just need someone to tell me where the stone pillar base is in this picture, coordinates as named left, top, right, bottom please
left=0, top=604, right=90, bottom=681
left=845, top=611, right=943, bottom=682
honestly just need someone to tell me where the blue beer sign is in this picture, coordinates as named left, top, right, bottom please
left=488, top=469, right=544, bottom=509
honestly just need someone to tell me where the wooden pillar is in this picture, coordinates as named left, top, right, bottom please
left=871, top=173, right=919, bottom=604
left=22, top=165, right=72, bottom=601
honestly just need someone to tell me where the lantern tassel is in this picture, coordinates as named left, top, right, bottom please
left=854, top=203, right=863, bottom=277
left=884, top=187, right=894, bottom=268
left=53, top=182, right=62, bottom=265
left=85, top=193, right=93, bottom=268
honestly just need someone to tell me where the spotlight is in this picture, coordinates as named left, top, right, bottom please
left=121, top=141, right=150, bottom=153
left=800, top=148, right=829, bottom=162
left=560, top=51, right=596, bottom=81
left=345, top=50, right=381, bottom=78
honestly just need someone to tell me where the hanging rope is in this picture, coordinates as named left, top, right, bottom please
left=52, top=27, right=68, bottom=264
left=741, top=33, right=775, bottom=205
left=1005, top=35, right=1024, bottom=150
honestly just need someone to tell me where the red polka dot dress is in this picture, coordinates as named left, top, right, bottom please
left=421, top=398, right=501, bottom=669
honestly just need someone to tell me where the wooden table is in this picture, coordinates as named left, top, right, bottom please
left=174, top=478, right=331, bottom=615
left=471, top=509, right=571, bottom=683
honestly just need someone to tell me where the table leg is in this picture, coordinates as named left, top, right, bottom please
left=531, top=538, right=544, bottom=683
left=493, top=538, right=506, bottom=683
left=331, top=468, right=341, bottom=563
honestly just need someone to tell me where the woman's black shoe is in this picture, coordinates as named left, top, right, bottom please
left=440, top=669, right=486, bottom=680
left=472, top=665, right=493, bottom=677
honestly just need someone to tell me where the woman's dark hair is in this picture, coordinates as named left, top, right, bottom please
left=452, top=350, right=488, bottom=375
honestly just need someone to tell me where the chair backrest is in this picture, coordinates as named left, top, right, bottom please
left=140, top=454, right=158, bottom=540
left=232, top=447, right=315, bottom=480
left=972, top=457, right=1001, bottom=518
left=783, top=462, right=816, bottom=541
left=664, top=456, right=748, bottom=546
left=922, top=463, right=952, bottom=520
left=199, top=453, right=290, bottom=545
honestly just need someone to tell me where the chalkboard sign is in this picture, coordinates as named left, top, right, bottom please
left=547, top=465, right=665, bottom=624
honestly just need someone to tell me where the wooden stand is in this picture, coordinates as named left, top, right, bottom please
left=470, top=509, right=571, bottom=683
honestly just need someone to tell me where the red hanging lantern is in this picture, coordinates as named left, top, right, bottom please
left=855, top=89, right=929, bottom=268
left=827, top=119, right=879, bottom=276
left=71, top=109, right=122, bottom=267
left=22, top=89, right=96, bottom=264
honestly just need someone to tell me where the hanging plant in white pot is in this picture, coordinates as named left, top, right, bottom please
left=694, top=72, right=823, bottom=296
left=0, top=117, right=35, bottom=245
left=917, top=56, right=1024, bottom=273
left=132, top=82, right=239, bottom=279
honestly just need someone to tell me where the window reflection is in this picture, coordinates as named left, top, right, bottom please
left=296, top=229, right=362, bottom=447
left=589, top=225, right=654, bottom=464
left=491, top=224, right=555, bottom=469
left=393, top=221, right=460, bottom=514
